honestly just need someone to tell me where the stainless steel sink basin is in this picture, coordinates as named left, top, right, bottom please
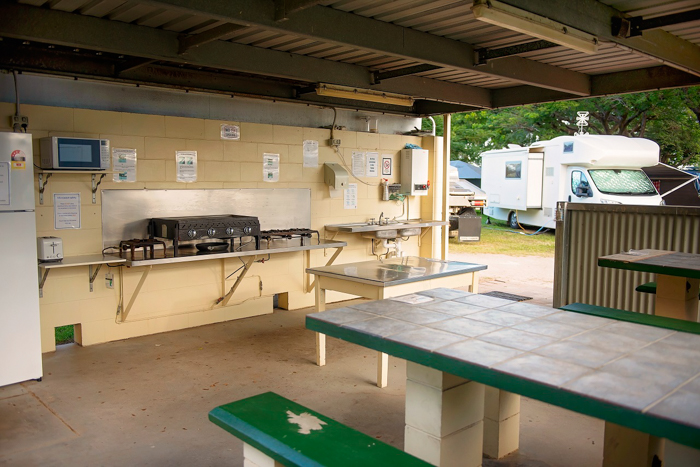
left=324, top=219, right=448, bottom=233
left=361, top=230, right=399, bottom=239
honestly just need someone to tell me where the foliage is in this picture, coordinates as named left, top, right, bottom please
left=55, top=325, right=74, bottom=345
left=424, top=87, right=700, bottom=167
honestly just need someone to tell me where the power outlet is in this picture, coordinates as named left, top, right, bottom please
left=328, top=138, right=341, bottom=147
left=10, top=114, right=29, bottom=129
left=105, top=272, right=114, bottom=289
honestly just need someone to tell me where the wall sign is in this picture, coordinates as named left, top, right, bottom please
left=382, top=157, right=392, bottom=176
left=54, top=193, right=81, bottom=229
left=176, top=151, right=197, bottom=182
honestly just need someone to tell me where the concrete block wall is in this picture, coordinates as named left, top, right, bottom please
left=0, top=102, right=443, bottom=352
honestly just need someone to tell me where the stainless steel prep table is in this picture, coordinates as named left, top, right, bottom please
left=119, top=237, right=347, bottom=322
left=306, top=256, right=486, bottom=387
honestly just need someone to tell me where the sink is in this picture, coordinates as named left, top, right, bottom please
left=398, top=227, right=421, bottom=237
left=361, top=229, right=398, bottom=239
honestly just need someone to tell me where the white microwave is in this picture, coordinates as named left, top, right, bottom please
left=40, top=137, right=110, bottom=170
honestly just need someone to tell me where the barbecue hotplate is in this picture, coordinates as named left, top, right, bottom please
left=149, top=214, right=261, bottom=256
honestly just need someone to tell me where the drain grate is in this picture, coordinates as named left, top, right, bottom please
left=479, top=291, right=532, bottom=302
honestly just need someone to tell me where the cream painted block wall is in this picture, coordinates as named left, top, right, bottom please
left=0, top=102, right=441, bottom=352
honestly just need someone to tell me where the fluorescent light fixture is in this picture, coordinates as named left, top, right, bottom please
left=316, top=84, right=415, bottom=107
left=471, top=0, right=598, bottom=54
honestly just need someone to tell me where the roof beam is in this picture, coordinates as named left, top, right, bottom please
left=139, top=0, right=591, bottom=95
left=0, top=2, right=369, bottom=86
left=372, top=76, right=492, bottom=108
left=0, top=45, right=423, bottom=115
left=0, top=2, right=493, bottom=109
left=491, top=66, right=700, bottom=108
left=501, top=0, right=700, bottom=77
left=274, top=0, right=323, bottom=22
left=178, top=24, right=246, bottom=54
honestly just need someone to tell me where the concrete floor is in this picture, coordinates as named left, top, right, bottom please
left=1, top=253, right=603, bottom=466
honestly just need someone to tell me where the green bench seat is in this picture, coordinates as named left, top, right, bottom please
left=209, top=392, right=431, bottom=467
left=561, top=302, right=700, bottom=335
left=635, top=281, right=700, bottom=298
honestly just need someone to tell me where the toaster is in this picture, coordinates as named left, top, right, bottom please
left=37, top=237, right=63, bottom=262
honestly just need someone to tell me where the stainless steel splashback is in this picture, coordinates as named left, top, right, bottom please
left=101, top=189, right=311, bottom=248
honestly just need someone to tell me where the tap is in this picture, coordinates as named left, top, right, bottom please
left=379, top=212, right=385, bottom=225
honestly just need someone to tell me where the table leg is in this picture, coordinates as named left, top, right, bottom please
left=315, top=283, right=326, bottom=367
left=404, top=362, right=485, bottom=467
left=377, top=352, right=388, bottom=388
left=483, top=386, right=520, bottom=459
left=655, top=276, right=699, bottom=322
left=470, top=271, right=480, bottom=294
left=602, top=422, right=664, bottom=467
left=665, top=440, right=700, bottom=466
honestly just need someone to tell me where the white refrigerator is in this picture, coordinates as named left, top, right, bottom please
left=0, top=132, right=42, bottom=387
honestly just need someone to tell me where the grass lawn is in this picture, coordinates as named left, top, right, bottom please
left=450, top=215, right=556, bottom=257
left=55, top=325, right=75, bottom=345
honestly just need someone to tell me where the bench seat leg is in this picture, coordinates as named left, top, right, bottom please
left=404, top=362, right=485, bottom=467
left=244, top=443, right=283, bottom=467
left=483, top=387, right=520, bottom=459
left=603, top=422, right=664, bottom=467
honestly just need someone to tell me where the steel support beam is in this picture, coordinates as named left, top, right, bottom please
left=139, top=0, right=592, bottom=94
left=0, top=2, right=499, bottom=108
left=372, top=76, right=492, bottom=109
left=491, top=66, right=700, bottom=109
left=178, top=23, right=246, bottom=54
left=274, top=0, right=323, bottom=22
left=373, top=64, right=441, bottom=83
left=0, top=46, right=424, bottom=114
left=0, top=2, right=371, bottom=88
left=476, top=40, right=557, bottom=64
left=502, top=0, right=700, bottom=77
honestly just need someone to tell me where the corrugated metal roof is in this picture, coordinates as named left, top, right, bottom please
left=6, top=0, right=700, bottom=115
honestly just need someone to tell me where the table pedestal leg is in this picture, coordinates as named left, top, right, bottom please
left=655, top=276, right=699, bottom=321
left=377, top=352, right=388, bottom=388
left=603, top=422, right=664, bottom=467
left=665, top=440, right=700, bottom=466
left=483, top=386, right=520, bottom=459
left=404, top=362, right=485, bottom=467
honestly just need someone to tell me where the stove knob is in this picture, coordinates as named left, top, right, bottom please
left=187, top=229, right=197, bottom=239
left=226, top=227, right=234, bottom=236
left=207, top=228, right=216, bottom=237
left=243, top=226, right=252, bottom=235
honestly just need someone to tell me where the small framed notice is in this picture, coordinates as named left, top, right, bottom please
left=54, top=193, right=81, bottom=230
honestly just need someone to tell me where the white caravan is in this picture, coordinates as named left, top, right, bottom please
left=482, top=135, right=663, bottom=229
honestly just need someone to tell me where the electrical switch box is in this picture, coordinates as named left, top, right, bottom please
left=400, top=148, right=429, bottom=196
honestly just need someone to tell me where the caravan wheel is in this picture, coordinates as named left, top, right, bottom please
left=508, top=212, right=519, bottom=229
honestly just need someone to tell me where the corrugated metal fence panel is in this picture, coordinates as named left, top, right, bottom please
left=555, top=204, right=700, bottom=314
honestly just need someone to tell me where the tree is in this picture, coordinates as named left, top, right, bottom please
left=424, top=87, right=700, bottom=167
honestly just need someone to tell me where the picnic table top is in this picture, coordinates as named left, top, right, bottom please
left=306, top=288, right=700, bottom=450
left=598, top=249, right=700, bottom=279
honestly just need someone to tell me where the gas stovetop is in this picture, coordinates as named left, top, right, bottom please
left=261, top=228, right=319, bottom=246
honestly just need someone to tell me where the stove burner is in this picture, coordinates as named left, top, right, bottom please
left=261, top=229, right=320, bottom=246
left=120, top=238, right=166, bottom=260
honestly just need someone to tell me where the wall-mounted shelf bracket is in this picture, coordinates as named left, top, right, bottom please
left=38, top=172, right=53, bottom=205
left=88, top=264, right=102, bottom=292
left=92, top=173, right=107, bottom=203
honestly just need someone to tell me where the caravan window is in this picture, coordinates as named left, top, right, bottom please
left=505, top=161, right=521, bottom=179
left=588, top=169, right=657, bottom=195
left=571, top=171, right=590, bottom=194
